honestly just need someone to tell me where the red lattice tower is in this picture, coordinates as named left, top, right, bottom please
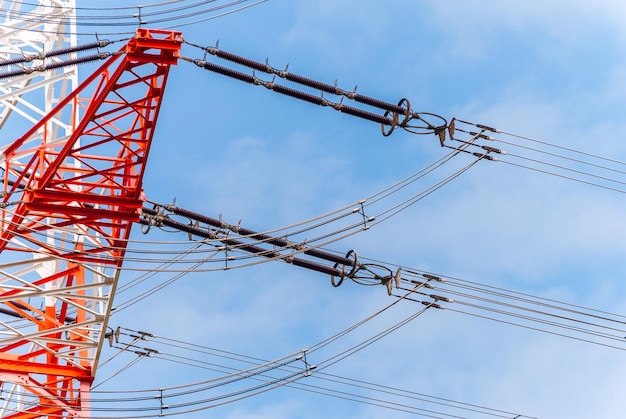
left=0, top=28, right=182, bottom=418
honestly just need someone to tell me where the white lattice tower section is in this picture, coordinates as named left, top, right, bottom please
left=0, top=16, right=183, bottom=415
left=0, top=1, right=81, bottom=417
left=0, top=0, right=78, bottom=136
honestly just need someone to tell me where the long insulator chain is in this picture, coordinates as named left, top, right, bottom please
left=187, top=41, right=407, bottom=114
left=154, top=203, right=357, bottom=266
left=441, top=117, right=508, bottom=160
left=184, top=57, right=393, bottom=126
left=140, top=205, right=346, bottom=277
left=182, top=41, right=447, bottom=140
left=138, top=202, right=454, bottom=309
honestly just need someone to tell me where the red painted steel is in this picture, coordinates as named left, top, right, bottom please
left=0, top=28, right=181, bottom=418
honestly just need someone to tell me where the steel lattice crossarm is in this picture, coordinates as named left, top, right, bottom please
left=0, top=29, right=182, bottom=418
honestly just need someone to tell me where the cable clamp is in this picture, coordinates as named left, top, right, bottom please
left=264, top=57, right=275, bottom=74
left=190, top=58, right=205, bottom=67
left=0, top=201, right=17, bottom=209
left=330, top=97, right=344, bottom=111
left=359, top=201, right=372, bottom=230
left=344, top=84, right=357, bottom=100
left=430, top=294, right=453, bottom=303
left=410, top=280, right=435, bottom=289
left=333, top=79, right=345, bottom=96
left=297, top=349, right=316, bottom=377
left=275, top=62, right=289, bottom=78
left=423, top=273, right=445, bottom=282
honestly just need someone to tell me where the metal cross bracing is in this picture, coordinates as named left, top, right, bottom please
left=0, top=27, right=182, bottom=418
left=0, top=0, right=78, bottom=137
left=1, top=4, right=625, bottom=418
left=1, top=1, right=80, bottom=416
left=0, top=4, right=450, bottom=416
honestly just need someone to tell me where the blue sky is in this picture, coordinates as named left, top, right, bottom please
left=5, top=0, right=626, bottom=418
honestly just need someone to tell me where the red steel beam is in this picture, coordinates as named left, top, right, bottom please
left=0, top=28, right=182, bottom=418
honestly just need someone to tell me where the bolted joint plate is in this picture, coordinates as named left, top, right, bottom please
left=126, top=28, right=183, bottom=65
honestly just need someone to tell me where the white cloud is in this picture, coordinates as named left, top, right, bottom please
left=118, top=5, right=626, bottom=412
left=7, top=1, right=626, bottom=417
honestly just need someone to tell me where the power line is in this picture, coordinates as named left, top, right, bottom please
left=87, top=322, right=538, bottom=418
left=0, top=0, right=269, bottom=36
left=445, top=119, right=626, bottom=194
